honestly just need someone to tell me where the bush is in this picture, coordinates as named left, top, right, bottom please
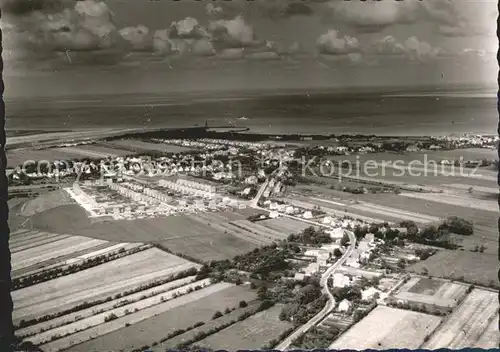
left=441, top=216, right=473, bottom=236
left=239, top=300, right=248, bottom=308
left=212, top=311, right=223, bottom=320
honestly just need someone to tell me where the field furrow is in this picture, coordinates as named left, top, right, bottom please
left=39, top=282, right=234, bottom=352
left=422, top=289, right=498, bottom=349
left=26, top=278, right=212, bottom=345
left=17, top=275, right=198, bottom=338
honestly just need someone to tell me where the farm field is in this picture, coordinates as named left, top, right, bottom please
left=58, top=145, right=129, bottom=159
left=295, top=197, right=397, bottom=224
left=327, top=148, right=497, bottom=165
left=7, top=149, right=77, bottom=168
left=474, top=313, right=500, bottom=348
left=155, top=301, right=262, bottom=350
left=67, top=284, right=257, bottom=352
left=21, top=189, right=75, bottom=216
left=195, top=304, right=294, bottom=350
left=26, top=278, right=213, bottom=347
left=407, top=251, right=499, bottom=288
left=102, top=139, right=198, bottom=154
left=329, top=306, right=442, bottom=349
left=12, top=247, right=198, bottom=324
left=399, top=191, right=496, bottom=212
left=17, top=275, right=198, bottom=339
left=394, top=277, right=468, bottom=309
left=30, top=205, right=264, bottom=262
left=422, top=289, right=499, bottom=349
left=259, top=217, right=313, bottom=235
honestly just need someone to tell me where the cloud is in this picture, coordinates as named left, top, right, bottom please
left=1, top=0, right=70, bottom=15
left=317, top=30, right=360, bottom=55
left=152, top=29, right=178, bottom=55
left=119, top=25, right=153, bottom=52
left=325, top=0, right=419, bottom=33
left=169, top=17, right=210, bottom=40
left=4, top=0, right=122, bottom=55
left=324, top=0, right=496, bottom=37
left=365, top=35, right=442, bottom=63
left=205, top=3, right=223, bottom=17
left=191, top=39, right=216, bottom=56
left=246, top=51, right=281, bottom=60
left=208, top=15, right=261, bottom=48
left=217, top=48, right=245, bottom=60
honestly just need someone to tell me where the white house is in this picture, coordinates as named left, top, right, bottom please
left=303, top=211, right=313, bottom=219
left=328, top=228, right=344, bottom=239
left=337, top=299, right=352, bottom=312
left=322, top=216, right=333, bottom=224
left=332, top=273, right=350, bottom=288
left=269, top=211, right=280, bottom=219
left=362, top=287, right=381, bottom=301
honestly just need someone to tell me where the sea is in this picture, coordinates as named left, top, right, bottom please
left=4, top=87, right=498, bottom=137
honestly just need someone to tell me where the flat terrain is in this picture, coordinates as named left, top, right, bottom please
left=422, top=289, right=499, bottom=349
left=21, top=190, right=75, bottom=217
left=58, top=145, right=130, bottom=159
left=30, top=205, right=268, bottom=262
left=12, top=247, right=197, bottom=324
left=195, top=304, right=293, bottom=350
left=329, top=306, right=442, bottom=349
left=103, top=139, right=198, bottom=154
left=394, top=277, right=468, bottom=308
left=67, top=284, right=257, bottom=352
left=407, top=250, right=499, bottom=288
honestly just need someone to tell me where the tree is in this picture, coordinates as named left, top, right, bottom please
left=340, top=233, right=350, bottom=247
left=333, top=248, right=343, bottom=258
left=442, top=216, right=473, bottom=236
left=257, top=286, right=268, bottom=301
left=224, top=307, right=231, bottom=314
left=239, top=300, right=248, bottom=308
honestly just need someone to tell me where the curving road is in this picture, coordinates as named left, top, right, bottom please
left=274, top=228, right=356, bottom=351
left=248, top=172, right=357, bottom=351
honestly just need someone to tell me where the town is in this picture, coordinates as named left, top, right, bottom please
left=7, top=129, right=498, bottom=351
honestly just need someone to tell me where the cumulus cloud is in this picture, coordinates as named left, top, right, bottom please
left=169, top=17, right=210, bottom=40
left=317, top=30, right=359, bottom=55
left=191, top=39, right=216, bottom=56
left=209, top=16, right=260, bottom=48
left=119, top=25, right=153, bottom=52
left=4, top=0, right=122, bottom=55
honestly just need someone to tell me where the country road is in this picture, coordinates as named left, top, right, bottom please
left=274, top=228, right=356, bottom=350
left=250, top=172, right=357, bottom=351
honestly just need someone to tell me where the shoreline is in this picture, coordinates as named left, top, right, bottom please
left=6, top=126, right=496, bottom=149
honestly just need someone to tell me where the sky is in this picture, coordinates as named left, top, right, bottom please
left=1, top=0, right=498, bottom=98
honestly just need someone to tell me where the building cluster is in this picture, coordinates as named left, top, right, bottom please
left=159, top=179, right=217, bottom=199
left=431, top=134, right=498, bottom=148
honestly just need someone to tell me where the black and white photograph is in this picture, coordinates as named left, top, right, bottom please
left=0, top=0, right=498, bottom=351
